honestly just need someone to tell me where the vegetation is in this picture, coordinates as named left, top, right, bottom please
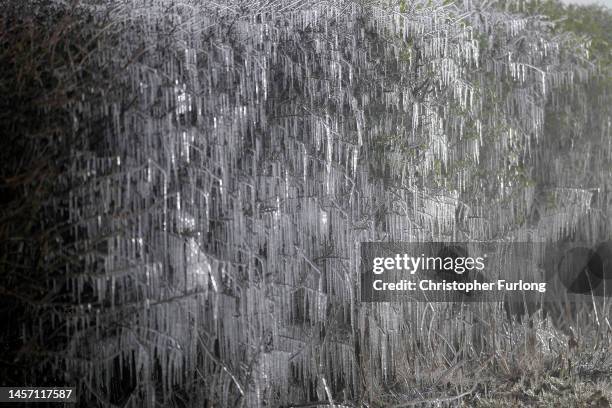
left=0, top=0, right=610, bottom=407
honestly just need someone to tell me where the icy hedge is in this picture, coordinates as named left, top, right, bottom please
left=1, top=0, right=610, bottom=406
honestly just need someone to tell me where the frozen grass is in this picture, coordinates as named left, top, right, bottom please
left=367, top=304, right=612, bottom=407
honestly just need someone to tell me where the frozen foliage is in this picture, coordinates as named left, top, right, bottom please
left=11, top=0, right=610, bottom=406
